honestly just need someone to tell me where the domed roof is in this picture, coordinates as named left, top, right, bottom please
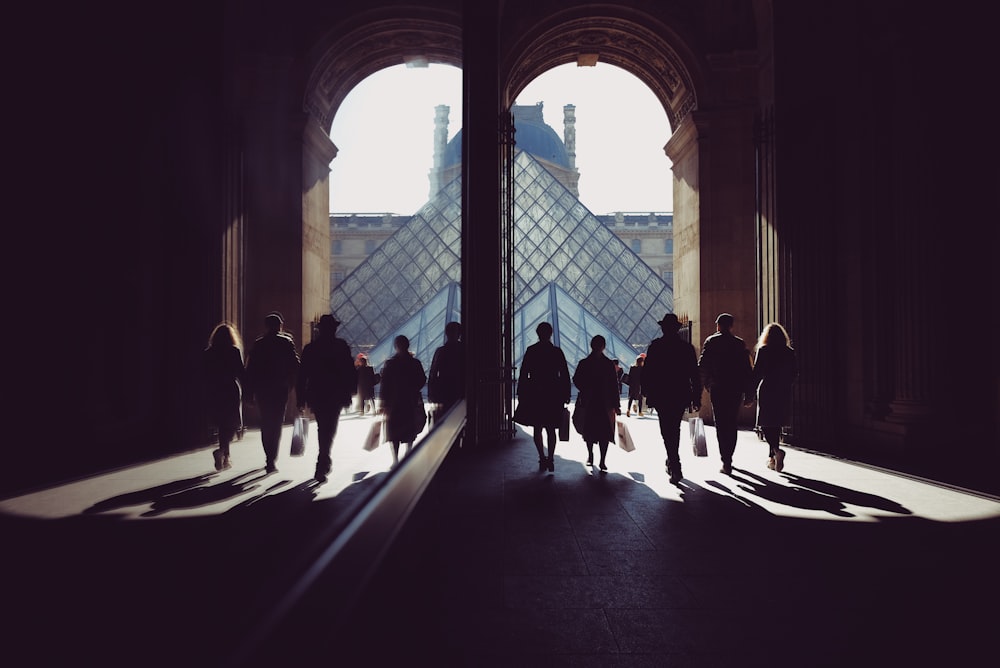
left=441, top=103, right=571, bottom=169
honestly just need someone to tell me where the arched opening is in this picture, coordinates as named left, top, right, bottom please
left=498, top=10, right=759, bottom=433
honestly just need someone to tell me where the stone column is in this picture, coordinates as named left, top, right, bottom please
left=429, top=104, right=450, bottom=197
left=562, top=104, right=580, bottom=196
left=462, top=0, right=504, bottom=445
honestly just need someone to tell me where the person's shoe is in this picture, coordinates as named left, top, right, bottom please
left=774, top=449, right=785, bottom=472
left=586, top=455, right=594, bottom=466
left=720, top=463, right=732, bottom=475
left=265, top=462, right=278, bottom=474
left=314, top=471, right=328, bottom=483
left=222, top=455, right=232, bottom=470
left=547, top=458, right=555, bottom=472
left=767, top=456, right=776, bottom=470
left=626, top=409, right=631, bottom=417
left=668, top=468, right=682, bottom=484
left=212, top=449, right=223, bottom=471
left=539, top=458, right=547, bottom=472
left=599, top=462, right=607, bottom=472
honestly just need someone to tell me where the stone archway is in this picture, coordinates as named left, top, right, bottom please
left=499, top=8, right=760, bottom=426
left=502, top=15, right=701, bottom=133
left=292, top=13, right=463, bottom=346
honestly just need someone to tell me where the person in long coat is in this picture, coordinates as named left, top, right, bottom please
left=203, top=322, right=245, bottom=471
left=296, top=314, right=356, bottom=483
left=355, top=355, right=379, bottom=414
left=751, top=322, right=797, bottom=472
left=427, top=321, right=465, bottom=419
left=625, top=355, right=645, bottom=416
left=572, top=335, right=620, bottom=472
left=515, top=322, right=570, bottom=472
left=379, top=335, right=427, bottom=466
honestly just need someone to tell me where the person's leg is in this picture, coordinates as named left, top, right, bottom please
left=585, top=442, right=594, bottom=465
left=711, top=390, right=740, bottom=472
left=258, top=399, right=286, bottom=471
left=545, top=427, right=556, bottom=471
left=598, top=441, right=609, bottom=471
left=314, top=408, right=339, bottom=481
left=658, top=403, right=686, bottom=482
left=763, top=426, right=784, bottom=471
left=217, top=424, right=236, bottom=469
left=390, top=441, right=400, bottom=466
left=533, top=427, right=546, bottom=470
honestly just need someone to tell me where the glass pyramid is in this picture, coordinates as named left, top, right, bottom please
left=516, top=282, right=640, bottom=396
left=330, top=149, right=673, bottom=375
left=364, top=281, right=461, bottom=373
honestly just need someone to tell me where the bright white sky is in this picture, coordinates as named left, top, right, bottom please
left=329, top=62, right=673, bottom=216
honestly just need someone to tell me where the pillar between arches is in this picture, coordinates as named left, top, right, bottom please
left=665, top=107, right=758, bottom=423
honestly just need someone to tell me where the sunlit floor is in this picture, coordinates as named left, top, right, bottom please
left=3, top=405, right=999, bottom=667
left=3, top=407, right=997, bottom=525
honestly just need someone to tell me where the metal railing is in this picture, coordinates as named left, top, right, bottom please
left=225, top=400, right=467, bottom=667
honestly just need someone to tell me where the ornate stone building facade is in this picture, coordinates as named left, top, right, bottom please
left=332, top=103, right=673, bottom=293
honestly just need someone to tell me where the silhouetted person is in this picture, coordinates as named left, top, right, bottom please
left=427, top=321, right=465, bottom=418
left=203, top=322, right=246, bottom=471
left=625, top=355, right=645, bottom=416
left=515, top=322, right=570, bottom=472
left=572, top=335, right=619, bottom=472
left=698, top=312, right=753, bottom=475
left=296, top=314, right=355, bottom=483
left=355, top=355, right=379, bottom=414
left=642, top=313, right=702, bottom=484
left=751, top=322, right=797, bottom=472
left=379, top=335, right=427, bottom=466
left=613, top=359, right=625, bottom=407
left=246, top=311, right=300, bottom=473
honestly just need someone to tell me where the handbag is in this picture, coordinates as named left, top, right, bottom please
left=689, top=416, right=708, bottom=457
left=290, top=415, right=308, bottom=456
left=363, top=417, right=384, bottom=451
left=558, top=407, right=570, bottom=441
left=616, top=418, right=635, bottom=452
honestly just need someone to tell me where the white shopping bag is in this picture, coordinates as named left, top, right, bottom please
left=689, top=416, right=708, bottom=457
left=290, top=416, right=308, bottom=457
left=617, top=418, right=636, bottom=452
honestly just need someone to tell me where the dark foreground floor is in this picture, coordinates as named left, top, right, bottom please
left=2, top=417, right=999, bottom=667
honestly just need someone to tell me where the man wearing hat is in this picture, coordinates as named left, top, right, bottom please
left=642, top=313, right=702, bottom=484
left=297, top=314, right=355, bottom=483
left=698, top=313, right=753, bottom=475
left=246, top=311, right=300, bottom=473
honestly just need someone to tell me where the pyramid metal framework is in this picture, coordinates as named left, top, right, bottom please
left=330, top=149, right=673, bottom=375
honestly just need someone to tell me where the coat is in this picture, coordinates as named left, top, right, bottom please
left=625, top=364, right=644, bottom=400
left=246, top=331, right=300, bottom=404
left=698, top=331, right=752, bottom=399
left=356, top=365, right=379, bottom=401
left=515, top=340, right=571, bottom=428
left=296, top=335, right=355, bottom=411
left=572, top=352, right=619, bottom=442
left=203, top=344, right=245, bottom=431
left=752, top=344, right=797, bottom=428
left=380, top=352, right=427, bottom=443
left=427, top=340, right=464, bottom=409
left=641, top=333, right=701, bottom=411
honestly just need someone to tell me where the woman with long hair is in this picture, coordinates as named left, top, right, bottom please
left=203, top=322, right=246, bottom=471
left=751, top=322, right=797, bottom=472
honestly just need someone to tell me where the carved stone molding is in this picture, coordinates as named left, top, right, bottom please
left=305, top=18, right=462, bottom=130
left=504, top=16, right=697, bottom=130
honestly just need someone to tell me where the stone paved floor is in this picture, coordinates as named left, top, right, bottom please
left=2, top=408, right=998, bottom=666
